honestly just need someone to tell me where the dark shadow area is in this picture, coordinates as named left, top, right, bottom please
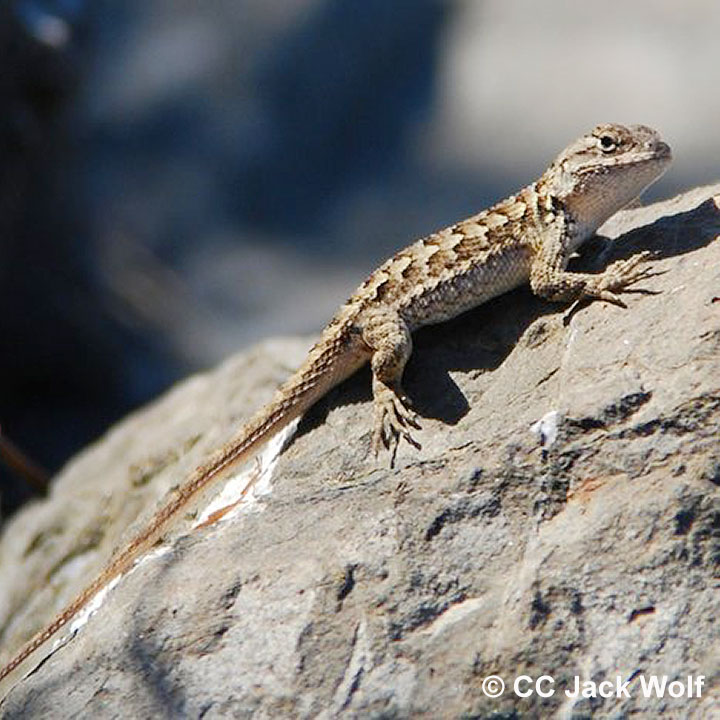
left=298, top=283, right=542, bottom=441
left=621, top=196, right=720, bottom=257
left=586, top=196, right=720, bottom=264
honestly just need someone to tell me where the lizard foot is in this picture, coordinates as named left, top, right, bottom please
left=371, top=385, right=421, bottom=466
left=585, top=250, right=663, bottom=307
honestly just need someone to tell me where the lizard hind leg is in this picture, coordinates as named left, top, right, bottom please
left=361, top=309, right=422, bottom=464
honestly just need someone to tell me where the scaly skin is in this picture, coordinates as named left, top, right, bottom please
left=0, top=123, right=671, bottom=693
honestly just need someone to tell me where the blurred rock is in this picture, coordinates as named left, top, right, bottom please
left=0, top=0, right=160, bottom=514
left=430, top=0, right=720, bottom=191
left=1, top=184, right=719, bottom=717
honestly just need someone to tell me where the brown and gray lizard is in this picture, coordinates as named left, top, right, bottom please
left=0, top=123, right=671, bottom=689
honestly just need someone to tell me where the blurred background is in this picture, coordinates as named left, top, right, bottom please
left=0, top=0, right=717, bottom=514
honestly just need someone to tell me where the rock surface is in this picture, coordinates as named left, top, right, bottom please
left=1, top=184, right=720, bottom=718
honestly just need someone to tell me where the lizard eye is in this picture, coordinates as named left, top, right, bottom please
left=598, top=134, right=617, bottom=152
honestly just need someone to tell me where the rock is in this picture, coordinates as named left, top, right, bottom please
left=1, top=184, right=720, bottom=717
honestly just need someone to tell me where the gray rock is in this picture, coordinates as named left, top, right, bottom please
left=1, top=184, right=720, bottom=718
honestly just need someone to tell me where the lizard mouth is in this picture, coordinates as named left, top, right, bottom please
left=627, top=142, right=672, bottom=166
left=652, top=141, right=672, bottom=161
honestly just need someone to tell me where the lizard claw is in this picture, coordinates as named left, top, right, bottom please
left=372, top=385, right=422, bottom=466
left=587, top=250, right=661, bottom=304
left=563, top=250, right=663, bottom=320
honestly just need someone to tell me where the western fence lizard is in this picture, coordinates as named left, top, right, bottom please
left=0, top=123, right=671, bottom=690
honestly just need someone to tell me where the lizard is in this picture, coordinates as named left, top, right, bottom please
left=0, top=123, right=671, bottom=691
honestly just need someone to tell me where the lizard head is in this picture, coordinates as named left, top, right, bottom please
left=542, top=123, right=672, bottom=236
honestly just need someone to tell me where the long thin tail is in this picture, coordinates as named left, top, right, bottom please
left=0, top=336, right=365, bottom=688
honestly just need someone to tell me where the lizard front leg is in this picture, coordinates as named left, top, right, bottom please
left=360, top=308, right=421, bottom=463
left=530, top=230, right=658, bottom=307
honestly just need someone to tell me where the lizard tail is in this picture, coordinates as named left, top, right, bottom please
left=0, top=334, right=367, bottom=688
